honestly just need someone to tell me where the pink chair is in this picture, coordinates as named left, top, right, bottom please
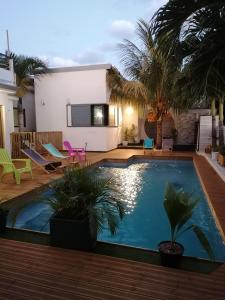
left=63, top=141, right=86, bottom=161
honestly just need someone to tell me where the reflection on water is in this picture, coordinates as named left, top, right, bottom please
left=100, top=163, right=147, bottom=214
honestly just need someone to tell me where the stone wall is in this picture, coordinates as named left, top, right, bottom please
left=172, top=109, right=210, bottom=145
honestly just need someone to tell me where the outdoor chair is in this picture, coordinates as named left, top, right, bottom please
left=0, top=148, right=32, bottom=185
left=22, top=147, right=62, bottom=174
left=42, top=143, right=69, bottom=160
left=143, top=138, right=154, bottom=154
left=63, top=140, right=86, bottom=161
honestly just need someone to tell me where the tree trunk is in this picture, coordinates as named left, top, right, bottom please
left=156, top=119, right=162, bottom=149
left=218, top=99, right=224, bottom=146
left=18, top=97, right=23, bottom=132
left=211, top=98, right=217, bottom=149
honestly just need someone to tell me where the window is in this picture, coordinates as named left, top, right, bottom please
left=71, top=105, right=91, bottom=126
left=67, top=104, right=109, bottom=127
left=91, top=105, right=108, bottom=126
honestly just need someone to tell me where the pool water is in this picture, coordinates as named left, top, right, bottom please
left=7, top=159, right=225, bottom=261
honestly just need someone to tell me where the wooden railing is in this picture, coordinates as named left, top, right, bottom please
left=11, top=131, right=63, bottom=158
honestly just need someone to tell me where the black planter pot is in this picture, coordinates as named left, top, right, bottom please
left=158, top=241, right=184, bottom=268
left=50, top=214, right=96, bottom=251
left=0, top=211, right=8, bottom=232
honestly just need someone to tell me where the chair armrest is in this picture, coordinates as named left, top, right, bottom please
left=0, top=162, right=13, bottom=165
left=72, top=148, right=85, bottom=152
left=12, top=159, right=30, bottom=162
left=12, top=158, right=31, bottom=168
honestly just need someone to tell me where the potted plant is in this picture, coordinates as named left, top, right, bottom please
left=217, top=145, right=225, bottom=166
left=48, top=166, right=125, bottom=251
left=128, top=124, right=138, bottom=143
left=0, top=204, right=8, bottom=232
left=122, top=128, right=129, bottom=146
left=211, top=145, right=219, bottom=160
left=158, top=184, right=213, bottom=268
left=122, top=124, right=138, bottom=146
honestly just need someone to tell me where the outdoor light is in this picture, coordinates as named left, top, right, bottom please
left=41, top=99, right=45, bottom=106
left=126, top=106, right=134, bottom=115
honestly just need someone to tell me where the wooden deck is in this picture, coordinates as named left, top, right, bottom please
left=0, top=238, right=225, bottom=300
left=0, top=149, right=225, bottom=299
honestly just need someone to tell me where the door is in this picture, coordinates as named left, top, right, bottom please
left=198, top=115, right=212, bottom=152
left=0, top=106, right=4, bottom=148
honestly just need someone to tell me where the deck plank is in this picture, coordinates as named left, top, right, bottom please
left=0, top=238, right=225, bottom=300
left=0, top=150, right=225, bottom=299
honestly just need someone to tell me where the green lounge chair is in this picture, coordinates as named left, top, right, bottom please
left=42, top=143, right=69, bottom=160
left=0, top=148, right=32, bottom=185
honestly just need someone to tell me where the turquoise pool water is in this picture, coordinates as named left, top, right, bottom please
left=7, top=159, right=225, bottom=261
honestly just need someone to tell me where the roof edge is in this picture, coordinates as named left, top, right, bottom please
left=45, top=63, right=112, bottom=74
left=0, top=82, right=17, bottom=92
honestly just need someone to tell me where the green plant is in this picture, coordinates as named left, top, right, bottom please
left=123, top=124, right=137, bottom=142
left=48, top=166, right=125, bottom=238
left=163, top=183, right=213, bottom=258
left=128, top=124, right=138, bottom=142
left=219, top=145, right=225, bottom=156
left=0, top=52, right=47, bottom=131
left=123, top=128, right=129, bottom=141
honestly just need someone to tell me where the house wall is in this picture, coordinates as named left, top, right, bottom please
left=0, top=91, right=15, bottom=151
left=122, top=105, right=139, bottom=141
left=35, top=67, right=121, bottom=151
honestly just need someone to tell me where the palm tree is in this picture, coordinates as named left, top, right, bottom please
left=108, top=20, right=177, bottom=149
left=152, top=0, right=225, bottom=146
left=7, top=53, right=47, bottom=131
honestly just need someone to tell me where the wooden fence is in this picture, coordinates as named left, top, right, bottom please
left=11, top=131, right=63, bottom=158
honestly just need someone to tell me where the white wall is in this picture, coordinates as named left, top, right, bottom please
left=0, top=91, right=15, bottom=151
left=122, top=105, right=139, bottom=141
left=35, top=67, right=121, bottom=151
left=0, top=68, right=14, bottom=85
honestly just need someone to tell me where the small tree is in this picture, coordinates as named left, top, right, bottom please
left=9, top=53, right=47, bottom=131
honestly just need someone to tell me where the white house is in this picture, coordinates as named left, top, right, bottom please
left=0, top=53, right=17, bottom=151
left=35, top=64, right=126, bottom=151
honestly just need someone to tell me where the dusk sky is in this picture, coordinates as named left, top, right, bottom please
left=0, top=0, right=167, bottom=70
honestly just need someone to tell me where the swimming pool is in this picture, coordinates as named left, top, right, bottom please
left=6, top=159, right=225, bottom=261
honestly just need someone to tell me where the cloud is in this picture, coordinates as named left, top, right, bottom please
left=108, top=20, right=135, bottom=39
left=39, top=48, right=107, bottom=68
left=74, top=49, right=105, bottom=65
left=39, top=55, right=77, bottom=67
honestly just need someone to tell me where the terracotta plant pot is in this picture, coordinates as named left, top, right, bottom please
left=158, top=241, right=184, bottom=268
left=217, top=153, right=225, bottom=166
left=50, top=214, right=96, bottom=251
